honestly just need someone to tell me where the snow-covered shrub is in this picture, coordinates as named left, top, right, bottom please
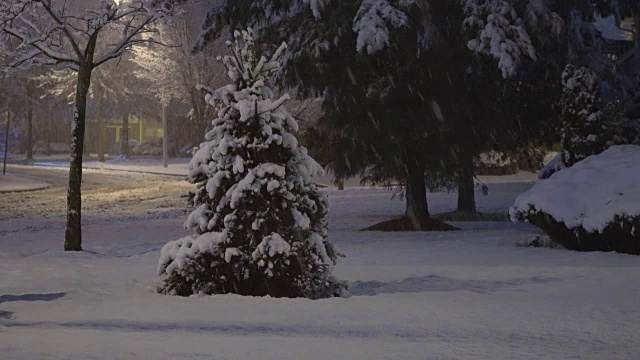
left=511, top=145, right=640, bottom=254
left=475, top=147, right=545, bottom=175
left=559, top=65, right=625, bottom=168
left=111, top=140, right=139, bottom=156
left=537, top=153, right=561, bottom=180
left=515, top=235, right=563, bottom=249
left=133, top=140, right=162, bottom=156
left=475, top=151, right=517, bottom=175
left=512, top=146, right=546, bottom=173
left=33, top=141, right=69, bottom=154
left=158, top=29, right=347, bottom=298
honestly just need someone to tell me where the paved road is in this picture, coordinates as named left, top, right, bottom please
left=0, top=173, right=51, bottom=193
left=0, top=165, right=192, bottom=220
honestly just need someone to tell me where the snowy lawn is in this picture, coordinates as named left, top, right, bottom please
left=1, top=176, right=639, bottom=359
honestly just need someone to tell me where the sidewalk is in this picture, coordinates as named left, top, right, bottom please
left=81, top=158, right=189, bottom=177
left=9, top=154, right=540, bottom=189
left=0, top=173, right=51, bottom=193
left=22, top=156, right=191, bottom=177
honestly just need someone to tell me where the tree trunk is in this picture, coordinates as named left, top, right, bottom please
left=3, top=112, right=9, bottom=176
left=405, top=160, right=429, bottom=229
left=26, top=107, right=33, bottom=161
left=46, top=119, right=51, bottom=156
left=82, top=133, right=90, bottom=157
left=64, top=63, right=93, bottom=252
left=635, top=13, right=640, bottom=49
left=121, top=113, right=129, bottom=158
left=97, top=91, right=105, bottom=163
left=26, top=81, right=33, bottom=161
left=163, top=105, right=169, bottom=168
left=456, top=152, right=477, bottom=214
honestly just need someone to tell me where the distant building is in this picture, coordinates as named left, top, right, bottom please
left=86, top=116, right=163, bottom=155
left=102, top=116, right=163, bottom=146
left=594, top=16, right=636, bottom=64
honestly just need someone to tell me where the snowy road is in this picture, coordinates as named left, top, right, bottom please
left=1, top=173, right=639, bottom=359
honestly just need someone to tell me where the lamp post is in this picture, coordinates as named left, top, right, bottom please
left=3, top=111, right=10, bottom=176
left=162, top=105, right=168, bottom=168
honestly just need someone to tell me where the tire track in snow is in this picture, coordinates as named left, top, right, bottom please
left=0, top=319, right=615, bottom=354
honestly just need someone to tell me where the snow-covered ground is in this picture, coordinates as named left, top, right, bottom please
left=1, top=171, right=639, bottom=359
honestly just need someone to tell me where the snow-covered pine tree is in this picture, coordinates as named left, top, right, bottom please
left=158, top=29, right=347, bottom=299
left=560, top=64, right=624, bottom=167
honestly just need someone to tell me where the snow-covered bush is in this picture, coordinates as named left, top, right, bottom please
left=33, top=141, right=69, bottom=154
left=537, top=153, right=561, bottom=180
left=559, top=65, right=625, bottom=168
left=133, top=140, right=162, bottom=156
left=475, top=147, right=545, bottom=175
left=475, top=151, right=517, bottom=175
left=515, top=235, right=563, bottom=249
left=510, top=145, right=640, bottom=254
left=158, top=29, right=347, bottom=298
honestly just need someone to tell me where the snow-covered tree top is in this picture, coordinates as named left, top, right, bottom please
left=524, top=0, right=564, bottom=37
left=196, top=28, right=289, bottom=117
left=562, top=64, right=597, bottom=92
left=221, top=28, right=287, bottom=87
left=352, top=0, right=412, bottom=55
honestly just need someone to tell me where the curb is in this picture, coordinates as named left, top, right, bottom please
left=0, top=174, right=52, bottom=193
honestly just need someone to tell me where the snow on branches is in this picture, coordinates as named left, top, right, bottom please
left=523, top=0, right=564, bottom=37
left=559, top=64, right=625, bottom=167
left=158, top=29, right=347, bottom=299
left=304, top=0, right=331, bottom=20
left=0, top=0, right=177, bottom=70
left=462, top=0, right=537, bottom=78
left=353, top=0, right=412, bottom=55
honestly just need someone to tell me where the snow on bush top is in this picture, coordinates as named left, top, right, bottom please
left=510, top=145, right=640, bottom=233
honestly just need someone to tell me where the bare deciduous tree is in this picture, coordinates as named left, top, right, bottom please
left=0, top=0, right=179, bottom=251
left=133, top=2, right=224, bottom=147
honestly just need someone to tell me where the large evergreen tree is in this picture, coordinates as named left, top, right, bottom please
left=541, top=0, right=640, bottom=170
left=158, top=30, right=346, bottom=298
left=199, top=0, right=450, bottom=229
left=197, top=0, right=634, bottom=220
left=427, top=0, right=551, bottom=214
